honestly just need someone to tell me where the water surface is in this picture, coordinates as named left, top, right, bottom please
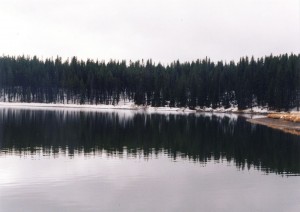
left=1, top=108, right=300, bottom=211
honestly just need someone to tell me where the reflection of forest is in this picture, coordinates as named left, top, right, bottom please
left=1, top=109, right=300, bottom=175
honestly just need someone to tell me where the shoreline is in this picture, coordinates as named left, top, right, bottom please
left=0, top=102, right=273, bottom=114
left=267, top=113, right=300, bottom=123
left=247, top=118, right=300, bottom=136
left=2, top=102, right=300, bottom=135
left=0, top=102, right=196, bottom=113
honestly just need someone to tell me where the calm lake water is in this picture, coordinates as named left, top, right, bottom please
left=1, top=108, right=300, bottom=212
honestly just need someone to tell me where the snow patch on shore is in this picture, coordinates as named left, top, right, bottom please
left=0, top=101, right=282, bottom=115
left=0, top=102, right=196, bottom=114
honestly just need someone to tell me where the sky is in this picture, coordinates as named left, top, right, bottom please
left=0, top=0, right=299, bottom=63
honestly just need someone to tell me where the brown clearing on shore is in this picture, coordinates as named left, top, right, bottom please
left=247, top=118, right=300, bottom=136
left=267, top=113, right=300, bottom=123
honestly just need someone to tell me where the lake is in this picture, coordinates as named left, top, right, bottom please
left=1, top=108, right=300, bottom=212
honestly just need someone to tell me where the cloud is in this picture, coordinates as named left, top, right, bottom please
left=0, top=0, right=299, bottom=63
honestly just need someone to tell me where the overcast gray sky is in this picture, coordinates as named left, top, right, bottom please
left=0, top=0, right=299, bottom=63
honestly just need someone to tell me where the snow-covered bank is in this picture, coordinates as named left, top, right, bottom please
left=0, top=102, right=196, bottom=114
left=195, top=106, right=271, bottom=114
left=0, top=102, right=295, bottom=115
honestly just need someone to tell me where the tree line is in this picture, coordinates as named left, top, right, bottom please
left=0, top=54, right=299, bottom=110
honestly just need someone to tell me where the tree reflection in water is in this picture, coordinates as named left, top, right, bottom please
left=0, top=108, right=300, bottom=175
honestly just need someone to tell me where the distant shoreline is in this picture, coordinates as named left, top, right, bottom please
left=0, top=102, right=196, bottom=114
left=0, top=102, right=273, bottom=114
left=2, top=101, right=300, bottom=135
